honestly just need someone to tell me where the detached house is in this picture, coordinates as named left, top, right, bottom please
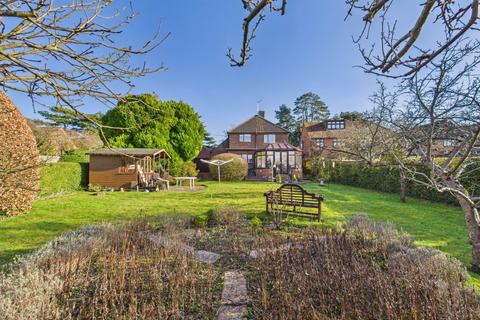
left=301, top=119, right=359, bottom=160
left=213, top=111, right=302, bottom=180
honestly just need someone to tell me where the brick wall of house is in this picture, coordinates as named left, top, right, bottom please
left=228, top=132, right=289, bottom=150
left=301, top=119, right=356, bottom=159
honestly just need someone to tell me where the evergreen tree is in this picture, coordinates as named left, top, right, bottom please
left=39, top=106, right=102, bottom=131
left=203, top=132, right=217, bottom=148
left=275, top=104, right=295, bottom=132
left=339, top=111, right=365, bottom=121
left=101, top=94, right=205, bottom=174
left=293, top=92, right=330, bottom=122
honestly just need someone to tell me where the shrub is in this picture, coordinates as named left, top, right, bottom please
left=192, top=214, right=208, bottom=228
left=0, top=91, right=40, bottom=216
left=207, top=206, right=240, bottom=227
left=250, top=216, right=262, bottom=231
left=59, top=149, right=89, bottom=162
left=39, top=162, right=88, bottom=196
left=180, top=160, right=199, bottom=177
left=250, top=216, right=479, bottom=319
left=305, top=158, right=480, bottom=206
left=0, top=221, right=218, bottom=319
left=209, top=153, right=247, bottom=181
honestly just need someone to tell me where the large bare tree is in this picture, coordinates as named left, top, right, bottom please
left=229, top=1, right=479, bottom=78
left=372, top=40, right=480, bottom=271
left=0, top=0, right=165, bottom=126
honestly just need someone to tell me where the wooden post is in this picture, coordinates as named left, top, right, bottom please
left=317, top=200, right=321, bottom=222
left=265, top=194, right=269, bottom=214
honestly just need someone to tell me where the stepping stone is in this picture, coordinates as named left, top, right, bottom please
left=216, top=305, right=246, bottom=320
left=194, top=250, right=222, bottom=263
left=221, top=271, right=249, bottom=305
left=216, top=271, right=249, bottom=320
left=148, top=234, right=221, bottom=264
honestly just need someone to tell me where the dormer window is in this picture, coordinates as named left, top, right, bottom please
left=239, top=134, right=251, bottom=142
left=327, top=120, right=345, bottom=130
left=264, top=134, right=276, bottom=143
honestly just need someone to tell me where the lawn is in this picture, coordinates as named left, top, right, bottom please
left=0, top=181, right=478, bottom=286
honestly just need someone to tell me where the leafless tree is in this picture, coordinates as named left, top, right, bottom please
left=230, top=1, right=479, bottom=78
left=0, top=0, right=166, bottom=127
left=372, top=40, right=480, bottom=271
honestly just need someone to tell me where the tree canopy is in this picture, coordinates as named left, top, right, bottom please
left=293, top=92, right=330, bottom=123
left=275, top=104, right=295, bottom=132
left=39, top=106, right=103, bottom=132
left=101, top=94, right=205, bottom=168
left=203, top=132, right=218, bottom=149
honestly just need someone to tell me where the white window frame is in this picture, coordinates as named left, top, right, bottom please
left=241, top=154, right=253, bottom=164
left=239, top=134, right=251, bottom=142
left=327, top=120, right=345, bottom=130
left=315, top=138, right=324, bottom=148
left=264, top=134, right=276, bottom=144
left=332, top=138, right=340, bottom=147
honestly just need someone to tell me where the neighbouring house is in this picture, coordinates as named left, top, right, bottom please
left=409, top=121, right=480, bottom=157
left=301, top=119, right=360, bottom=160
left=194, top=146, right=213, bottom=179
left=206, top=111, right=302, bottom=180
left=89, top=148, right=170, bottom=190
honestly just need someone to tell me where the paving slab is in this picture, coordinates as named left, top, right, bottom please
left=216, top=271, right=249, bottom=320
left=148, top=234, right=221, bottom=264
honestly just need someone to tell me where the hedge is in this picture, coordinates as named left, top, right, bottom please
left=305, top=159, right=480, bottom=206
left=39, top=162, right=88, bottom=197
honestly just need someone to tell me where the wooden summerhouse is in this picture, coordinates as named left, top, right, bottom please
left=89, top=148, right=170, bottom=190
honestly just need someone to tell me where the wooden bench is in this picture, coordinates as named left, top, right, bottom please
left=264, top=184, right=324, bottom=221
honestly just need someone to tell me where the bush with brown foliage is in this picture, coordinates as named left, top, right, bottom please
left=0, top=91, right=40, bottom=215
left=0, top=221, right=219, bottom=320
left=209, top=153, right=247, bottom=181
left=250, top=216, right=480, bottom=320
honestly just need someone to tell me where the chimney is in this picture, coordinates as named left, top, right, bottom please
left=258, top=110, right=265, bottom=118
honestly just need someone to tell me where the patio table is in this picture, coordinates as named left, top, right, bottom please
left=175, top=177, right=197, bottom=189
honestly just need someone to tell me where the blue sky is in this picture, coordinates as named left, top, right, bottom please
left=14, top=0, right=418, bottom=141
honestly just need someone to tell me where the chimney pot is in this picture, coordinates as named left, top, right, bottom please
left=258, top=110, right=265, bottom=118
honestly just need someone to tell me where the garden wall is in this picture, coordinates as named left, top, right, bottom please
left=305, top=159, right=480, bottom=206
left=39, top=162, right=88, bottom=196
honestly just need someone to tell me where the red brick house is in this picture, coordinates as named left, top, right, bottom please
left=210, top=111, right=302, bottom=180
left=301, top=119, right=358, bottom=160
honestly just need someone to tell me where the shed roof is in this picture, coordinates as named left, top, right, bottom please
left=89, top=148, right=170, bottom=158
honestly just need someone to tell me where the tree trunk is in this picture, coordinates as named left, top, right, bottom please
left=399, top=168, right=406, bottom=203
left=454, top=193, right=480, bottom=272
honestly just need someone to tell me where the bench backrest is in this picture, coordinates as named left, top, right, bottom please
left=266, top=184, right=323, bottom=207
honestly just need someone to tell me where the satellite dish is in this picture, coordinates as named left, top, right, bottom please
left=200, top=159, right=233, bottom=184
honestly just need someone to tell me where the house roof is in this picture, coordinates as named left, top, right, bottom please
left=89, top=148, right=170, bottom=158
left=228, top=115, right=288, bottom=134
left=265, top=143, right=301, bottom=152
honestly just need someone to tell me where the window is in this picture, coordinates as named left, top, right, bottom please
left=241, top=154, right=253, bottom=164
left=314, top=138, right=324, bottom=148
left=327, top=120, right=345, bottom=130
left=239, top=134, right=251, bottom=142
left=443, top=139, right=454, bottom=147
left=119, top=157, right=135, bottom=174
left=332, top=138, right=340, bottom=147
left=288, top=151, right=296, bottom=167
left=256, top=151, right=266, bottom=168
left=267, top=151, right=274, bottom=168
left=264, top=134, right=276, bottom=143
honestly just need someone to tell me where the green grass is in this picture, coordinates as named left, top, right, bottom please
left=0, top=181, right=478, bottom=286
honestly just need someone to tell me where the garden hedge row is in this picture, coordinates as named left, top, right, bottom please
left=305, top=159, right=480, bottom=206
left=39, top=162, right=88, bottom=196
